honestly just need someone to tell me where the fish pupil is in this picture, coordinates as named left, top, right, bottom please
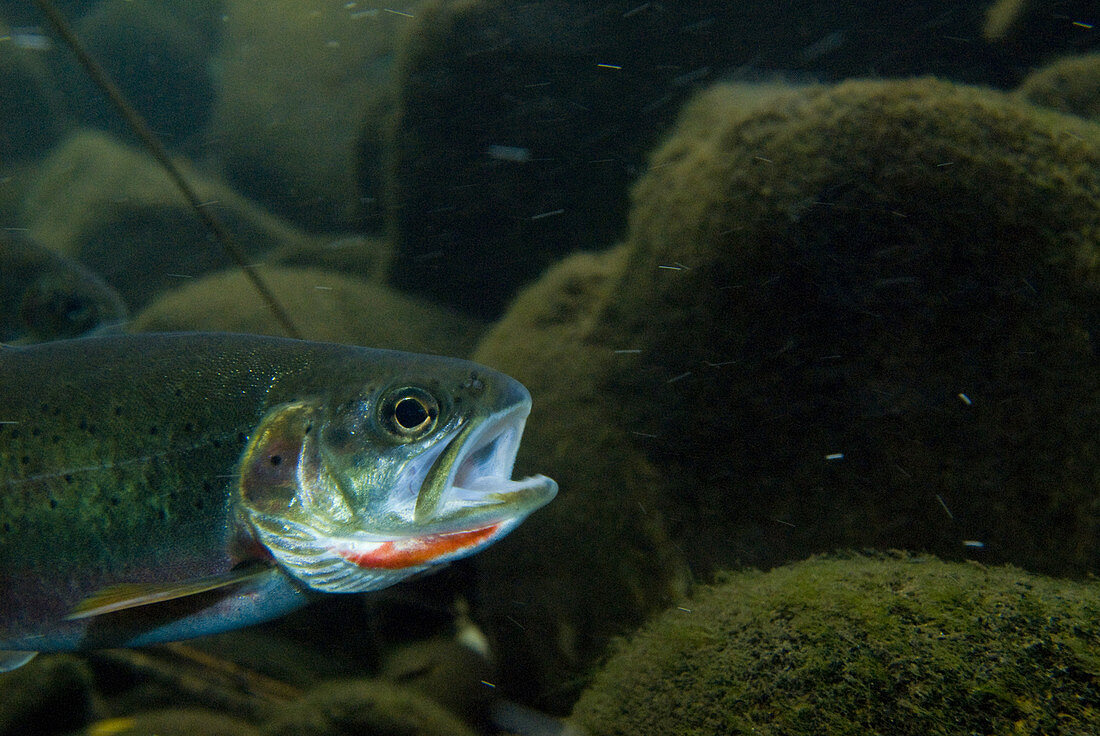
left=394, top=397, right=429, bottom=430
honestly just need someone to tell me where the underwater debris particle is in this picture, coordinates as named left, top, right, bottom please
left=530, top=209, right=565, bottom=221
left=936, top=495, right=954, bottom=519
left=824, top=453, right=844, bottom=461
left=487, top=144, right=532, bottom=163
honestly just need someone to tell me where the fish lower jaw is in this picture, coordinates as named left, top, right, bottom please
left=246, top=511, right=520, bottom=594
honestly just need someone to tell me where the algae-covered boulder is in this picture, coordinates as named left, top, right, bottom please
left=570, top=554, right=1100, bottom=736
left=0, top=655, right=96, bottom=735
left=261, top=679, right=476, bottom=736
left=0, top=230, right=127, bottom=343
left=387, top=0, right=1015, bottom=318
left=131, top=265, right=484, bottom=357
left=1018, top=52, right=1100, bottom=120
left=983, top=0, right=1097, bottom=55
left=593, top=77, right=1100, bottom=576
left=83, top=709, right=260, bottom=736
left=22, top=130, right=313, bottom=308
left=0, top=17, right=71, bottom=162
left=210, top=0, right=409, bottom=230
left=471, top=245, right=690, bottom=711
left=471, top=77, right=1100, bottom=708
left=69, top=0, right=219, bottom=148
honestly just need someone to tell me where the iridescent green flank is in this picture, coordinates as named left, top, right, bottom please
left=0, top=336, right=258, bottom=589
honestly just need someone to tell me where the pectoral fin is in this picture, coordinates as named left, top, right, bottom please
left=0, top=651, right=36, bottom=671
left=66, top=566, right=271, bottom=620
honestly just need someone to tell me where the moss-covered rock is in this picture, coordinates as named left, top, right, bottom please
left=471, top=245, right=690, bottom=711
left=1018, top=52, right=1100, bottom=120
left=131, top=265, right=484, bottom=357
left=471, top=76, right=1100, bottom=708
left=22, top=130, right=313, bottom=308
left=68, top=0, right=218, bottom=149
left=83, top=709, right=259, bottom=736
left=0, top=655, right=97, bottom=735
left=0, top=17, right=71, bottom=162
left=593, top=77, right=1100, bottom=576
left=379, top=637, right=495, bottom=731
left=386, top=0, right=1017, bottom=318
left=267, top=234, right=391, bottom=283
left=0, top=229, right=127, bottom=343
left=983, top=0, right=1097, bottom=55
left=261, top=679, right=476, bottom=736
left=570, top=554, right=1100, bottom=736
left=210, top=0, right=408, bottom=230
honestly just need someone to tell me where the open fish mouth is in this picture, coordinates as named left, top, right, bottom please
left=246, top=401, right=556, bottom=594
left=412, top=403, right=557, bottom=530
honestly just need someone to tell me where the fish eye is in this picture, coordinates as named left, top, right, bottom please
left=380, top=387, right=439, bottom=439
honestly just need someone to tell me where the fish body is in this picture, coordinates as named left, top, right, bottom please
left=0, top=333, right=555, bottom=666
left=0, top=231, right=128, bottom=343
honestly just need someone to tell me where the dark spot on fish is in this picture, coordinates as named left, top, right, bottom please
left=109, top=496, right=120, bottom=506
left=149, top=426, right=158, bottom=435
left=304, top=423, right=312, bottom=434
left=78, top=418, right=88, bottom=431
left=49, top=498, right=57, bottom=509
left=269, top=454, right=282, bottom=466
left=2, top=523, right=10, bottom=533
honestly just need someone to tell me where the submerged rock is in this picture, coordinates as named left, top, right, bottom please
left=0, top=230, right=127, bottom=343
left=471, top=76, right=1100, bottom=708
left=594, top=77, right=1100, bottom=578
left=386, top=0, right=1020, bottom=318
left=570, top=554, right=1100, bottom=736
left=22, top=130, right=313, bottom=309
left=0, top=16, right=71, bottom=163
left=210, top=0, right=407, bottom=230
left=261, top=679, right=476, bottom=736
left=1018, top=52, right=1100, bottom=120
left=472, top=245, right=691, bottom=711
left=69, top=0, right=219, bottom=149
left=131, top=265, right=484, bottom=357
left=82, top=709, right=260, bottom=736
left=0, top=655, right=96, bottom=736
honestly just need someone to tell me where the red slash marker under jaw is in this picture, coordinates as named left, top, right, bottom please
left=335, top=524, right=502, bottom=569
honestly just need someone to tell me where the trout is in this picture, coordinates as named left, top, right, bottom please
left=0, top=332, right=556, bottom=670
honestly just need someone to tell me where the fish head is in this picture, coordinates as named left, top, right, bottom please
left=236, top=356, right=557, bottom=593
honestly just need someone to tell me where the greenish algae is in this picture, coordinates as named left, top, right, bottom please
left=570, top=554, right=1100, bottom=736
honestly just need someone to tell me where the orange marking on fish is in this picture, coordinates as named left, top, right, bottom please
left=336, top=525, right=501, bottom=569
